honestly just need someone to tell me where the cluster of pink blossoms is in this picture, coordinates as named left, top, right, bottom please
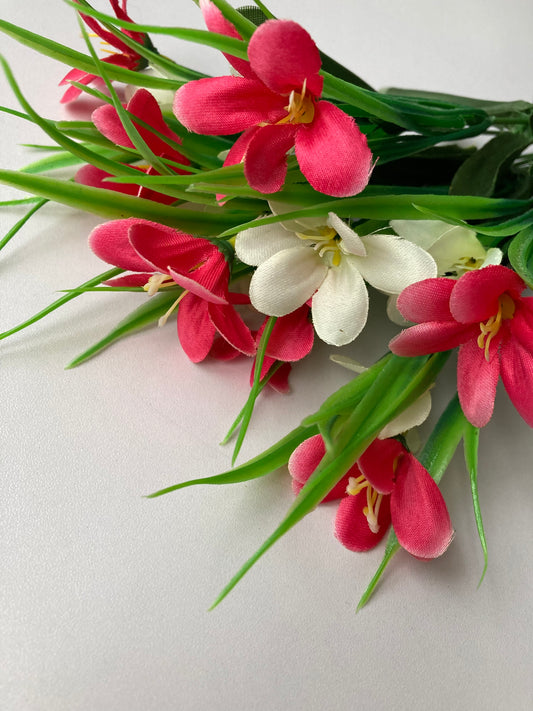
left=63, top=3, right=533, bottom=564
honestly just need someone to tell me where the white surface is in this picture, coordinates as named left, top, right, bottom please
left=1, top=1, right=532, bottom=710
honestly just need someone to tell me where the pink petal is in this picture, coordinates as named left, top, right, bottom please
left=208, top=302, right=256, bottom=356
left=177, top=294, right=214, bottom=363
left=267, top=361, right=292, bottom=393
left=390, top=321, right=477, bottom=357
left=450, top=265, right=526, bottom=323
left=295, top=101, right=372, bottom=197
left=199, top=0, right=256, bottom=79
left=396, top=278, right=455, bottom=323
left=173, top=77, right=286, bottom=135
left=59, top=71, right=103, bottom=103
left=334, top=492, right=391, bottom=552
left=358, top=438, right=404, bottom=494
left=209, top=336, right=242, bottom=361
left=258, top=305, right=314, bottom=361
left=244, top=124, right=297, bottom=193
left=457, top=335, right=501, bottom=427
left=129, top=223, right=229, bottom=304
left=75, top=164, right=139, bottom=195
left=89, top=218, right=157, bottom=272
left=248, top=20, right=323, bottom=97
left=288, top=434, right=354, bottom=502
left=391, top=454, right=453, bottom=559
left=223, top=127, right=261, bottom=168
left=103, top=273, right=152, bottom=287
left=499, top=332, right=533, bottom=427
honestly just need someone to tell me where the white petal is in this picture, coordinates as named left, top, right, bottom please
left=481, top=247, right=503, bottom=267
left=235, top=222, right=301, bottom=266
left=327, top=213, right=366, bottom=256
left=390, top=219, right=456, bottom=250
left=249, top=247, right=327, bottom=316
left=379, top=391, right=432, bottom=438
left=355, top=233, right=437, bottom=293
left=311, top=258, right=369, bottom=346
left=329, top=354, right=368, bottom=373
left=429, top=226, right=487, bottom=275
left=386, top=294, right=411, bottom=326
left=267, top=199, right=326, bottom=233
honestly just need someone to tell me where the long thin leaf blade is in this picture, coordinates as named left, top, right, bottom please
left=464, top=422, right=488, bottom=585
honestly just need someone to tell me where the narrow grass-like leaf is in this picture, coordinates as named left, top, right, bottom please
left=0, top=170, right=261, bottom=232
left=229, top=316, right=277, bottom=464
left=146, top=424, right=317, bottom=498
left=0, top=198, right=48, bottom=251
left=66, top=291, right=179, bottom=368
left=0, top=19, right=179, bottom=90
left=0, top=267, right=122, bottom=340
left=464, top=422, right=488, bottom=585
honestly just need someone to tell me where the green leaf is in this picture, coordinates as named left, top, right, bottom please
left=450, top=132, right=530, bottom=197
left=0, top=170, right=261, bottom=233
left=0, top=268, right=122, bottom=341
left=146, top=424, right=317, bottom=498
left=463, top=422, right=488, bottom=585
left=0, top=19, right=179, bottom=91
left=508, top=225, right=533, bottom=289
left=0, top=198, right=48, bottom=251
left=66, top=291, right=180, bottom=368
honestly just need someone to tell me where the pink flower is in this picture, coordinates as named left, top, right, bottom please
left=289, top=434, right=453, bottom=559
left=389, top=265, right=533, bottom=428
left=88, top=218, right=256, bottom=362
left=59, top=1, right=150, bottom=103
left=76, top=89, right=189, bottom=205
left=174, top=15, right=372, bottom=197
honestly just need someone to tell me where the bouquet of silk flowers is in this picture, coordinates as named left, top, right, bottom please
left=1, top=0, right=532, bottom=610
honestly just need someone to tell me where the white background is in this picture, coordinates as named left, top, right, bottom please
left=1, top=1, right=532, bottom=709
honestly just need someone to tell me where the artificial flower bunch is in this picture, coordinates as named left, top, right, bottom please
left=1, top=0, right=533, bottom=609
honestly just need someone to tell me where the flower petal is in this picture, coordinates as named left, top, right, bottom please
left=173, top=76, right=285, bottom=135
left=355, top=233, right=437, bottom=294
left=390, top=321, right=476, bottom=357
left=208, top=302, right=256, bottom=356
left=328, top=213, right=366, bottom=256
left=358, top=438, right=404, bottom=494
left=391, top=454, right=453, bottom=559
left=450, top=265, right=526, bottom=323
left=177, top=294, right=215, bottom=363
left=457, top=336, right=501, bottom=427
left=244, top=124, right=297, bottom=193
left=295, top=101, right=372, bottom=197
left=334, top=492, right=391, bottom=552
left=249, top=247, right=327, bottom=316
left=390, top=219, right=456, bottom=251
left=235, top=221, right=302, bottom=266
left=89, top=218, right=157, bottom=272
left=288, top=434, right=354, bottom=501
left=75, top=164, right=139, bottom=195
left=199, top=0, right=256, bottom=79
left=396, top=277, right=455, bottom=323
left=311, top=259, right=369, bottom=346
left=261, top=305, right=314, bottom=361
left=379, top=391, right=432, bottom=439
left=499, top=333, right=533, bottom=427
left=247, top=20, right=323, bottom=97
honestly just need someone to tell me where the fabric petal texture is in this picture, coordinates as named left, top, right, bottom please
left=334, top=492, right=391, bottom=552
left=396, top=278, right=455, bottom=324
left=311, top=259, right=369, bottom=346
left=89, top=218, right=158, bottom=272
left=457, top=336, right=501, bottom=428
left=250, top=247, right=328, bottom=316
left=244, top=124, right=298, bottom=193
left=235, top=222, right=302, bottom=266
left=391, top=454, right=453, bottom=559
left=450, top=265, right=525, bottom=323
left=288, top=434, right=354, bottom=502
left=295, top=101, right=372, bottom=197
left=247, top=19, right=323, bottom=97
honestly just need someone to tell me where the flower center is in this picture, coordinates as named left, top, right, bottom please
left=296, top=226, right=343, bottom=266
left=143, top=273, right=188, bottom=326
left=477, top=293, right=515, bottom=361
left=276, top=80, right=315, bottom=125
left=443, top=255, right=484, bottom=278
left=347, top=474, right=384, bottom=534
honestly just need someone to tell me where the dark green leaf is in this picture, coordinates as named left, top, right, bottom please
left=508, top=225, right=533, bottom=288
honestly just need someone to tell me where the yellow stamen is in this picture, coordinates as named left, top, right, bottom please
left=347, top=474, right=383, bottom=534
left=158, top=290, right=189, bottom=327
left=477, top=293, right=515, bottom=362
left=276, top=79, right=315, bottom=125
left=143, top=273, right=175, bottom=296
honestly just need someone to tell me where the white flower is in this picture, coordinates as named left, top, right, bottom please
left=387, top=219, right=503, bottom=325
left=235, top=208, right=437, bottom=346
